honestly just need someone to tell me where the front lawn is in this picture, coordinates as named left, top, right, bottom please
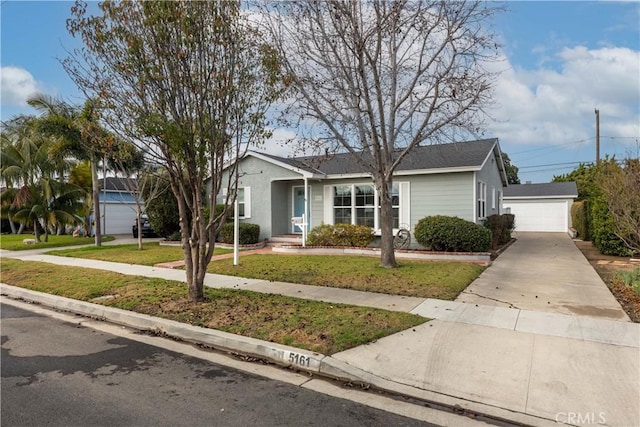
left=0, top=258, right=426, bottom=355
left=48, top=242, right=232, bottom=266
left=208, top=254, right=485, bottom=299
left=0, top=233, right=115, bottom=251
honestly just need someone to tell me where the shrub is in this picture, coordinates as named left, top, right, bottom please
left=483, top=214, right=515, bottom=249
left=219, top=222, right=260, bottom=245
left=615, top=268, right=640, bottom=296
left=590, top=192, right=630, bottom=256
left=307, top=223, right=375, bottom=247
left=571, top=200, right=590, bottom=240
left=414, top=215, right=491, bottom=252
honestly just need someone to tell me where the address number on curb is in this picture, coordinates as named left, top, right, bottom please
left=288, top=351, right=311, bottom=367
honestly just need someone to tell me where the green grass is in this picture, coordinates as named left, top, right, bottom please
left=48, top=242, right=232, bottom=266
left=0, top=258, right=426, bottom=354
left=0, top=233, right=115, bottom=250
left=208, top=254, right=484, bottom=299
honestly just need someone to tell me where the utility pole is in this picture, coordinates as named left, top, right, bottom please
left=595, top=109, right=600, bottom=165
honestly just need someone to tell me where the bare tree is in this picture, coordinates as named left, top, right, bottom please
left=64, top=1, right=284, bottom=301
left=600, top=157, right=640, bottom=254
left=261, top=0, right=502, bottom=267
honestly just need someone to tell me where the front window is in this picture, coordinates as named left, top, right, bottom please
left=332, top=183, right=401, bottom=229
left=333, top=185, right=352, bottom=224
left=355, top=185, right=375, bottom=227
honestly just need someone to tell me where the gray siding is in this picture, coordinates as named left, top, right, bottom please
left=475, top=153, right=504, bottom=220
left=217, top=156, right=302, bottom=240
left=409, top=172, right=474, bottom=223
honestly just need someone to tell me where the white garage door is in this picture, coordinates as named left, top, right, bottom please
left=504, top=200, right=568, bottom=232
left=103, top=203, right=137, bottom=235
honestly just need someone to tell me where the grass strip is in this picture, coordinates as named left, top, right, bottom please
left=0, top=234, right=115, bottom=251
left=208, top=254, right=484, bottom=299
left=0, top=258, right=426, bottom=355
left=48, top=242, right=232, bottom=266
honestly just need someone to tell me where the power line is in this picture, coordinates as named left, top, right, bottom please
left=518, top=161, right=592, bottom=170
left=509, top=137, right=594, bottom=155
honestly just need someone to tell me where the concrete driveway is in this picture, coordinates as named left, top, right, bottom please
left=457, top=232, right=630, bottom=321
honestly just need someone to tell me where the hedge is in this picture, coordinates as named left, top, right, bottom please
left=306, top=223, right=375, bottom=247
left=414, top=215, right=491, bottom=252
left=219, top=222, right=260, bottom=245
left=483, top=214, right=515, bottom=249
left=571, top=200, right=590, bottom=240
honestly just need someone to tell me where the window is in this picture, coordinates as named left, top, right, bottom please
left=222, top=187, right=251, bottom=219
left=328, top=183, right=405, bottom=230
left=477, top=181, right=486, bottom=218
left=355, top=185, right=375, bottom=227
left=491, top=186, right=496, bottom=210
left=333, top=185, right=352, bottom=224
left=497, top=189, right=503, bottom=214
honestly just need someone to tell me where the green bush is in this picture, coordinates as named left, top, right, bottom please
left=414, top=215, right=491, bottom=252
left=590, top=192, right=630, bottom=256
left=307, top=223, right=375, bottom=247
left=219, top=222, right=260, bottom=245
left=571, top=200, right=590, bottom=240
left=615, top=268, right=640, bottom=296
left=483, top=214, right=515, bottom=249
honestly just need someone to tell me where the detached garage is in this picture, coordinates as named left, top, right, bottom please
left=100, top=177, right=139, bottom=235
left=503, top=182, right=578, bottom=233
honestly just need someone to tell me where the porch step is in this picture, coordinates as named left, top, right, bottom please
left=268, top=235, right=302, bottom=246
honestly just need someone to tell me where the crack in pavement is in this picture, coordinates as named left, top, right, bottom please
left=459, top=290, right=520, bottom=309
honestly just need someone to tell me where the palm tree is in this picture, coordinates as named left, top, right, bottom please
left=27, top=94, right=111, bottom=246
left=0, top=116, right=53, bottom=235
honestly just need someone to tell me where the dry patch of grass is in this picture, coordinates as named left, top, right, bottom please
left=0, top=258, right=425, bottom=354
left=208, top=254, right=484, bottom=299
left=0, top=234, right=115, bottom=251
left=48, top=242, right=231, bottom=266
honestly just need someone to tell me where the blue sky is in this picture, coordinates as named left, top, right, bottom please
left=2, top=1, right=639, bottom=183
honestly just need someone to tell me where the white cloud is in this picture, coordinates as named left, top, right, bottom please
left=488, top=46, right=640, bottom=148
left=0, top=66, right=40, bottom=107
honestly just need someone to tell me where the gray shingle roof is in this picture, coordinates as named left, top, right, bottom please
left=255, top=138, right=499, bottom=175
left=101, top=177, right=137, bottom=192
left=503, top=182, right=578, bottom=198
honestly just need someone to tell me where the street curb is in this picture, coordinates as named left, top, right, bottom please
left=1, top=284, right=554, bottom=426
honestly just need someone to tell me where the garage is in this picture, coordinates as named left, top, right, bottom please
left=100, top=177, right=141, bottom=236
left=503, top=182, right=578, bottom=233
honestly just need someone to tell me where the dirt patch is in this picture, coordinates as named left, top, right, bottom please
left=574, top=239, right=640, bottom=322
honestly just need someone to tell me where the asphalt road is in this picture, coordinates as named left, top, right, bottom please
left=1, top=302, right=430, bottom=427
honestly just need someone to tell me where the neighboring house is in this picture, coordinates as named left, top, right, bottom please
left=503, top=182, right=578, bottom=233
left=99, top=177, right=139, bottom=235
left=215, top=138, right=508, bottom=245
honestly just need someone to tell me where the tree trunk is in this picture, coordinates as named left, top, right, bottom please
left=136, top=209, right=143, bottom=250
left=8, top=215, right=17, bottom=234
left=378, top=178, right=398, bottom=268
left=91, top=159, right=102, bottom=246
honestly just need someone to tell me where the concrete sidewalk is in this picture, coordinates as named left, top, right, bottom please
left=2, top=237, right=639, bottom=426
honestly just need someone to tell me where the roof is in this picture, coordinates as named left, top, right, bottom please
left=101, top=177, right=137, bottom=192
left=252, top=138, right=504, bottom=178
left=503, top=182, right=578, bottom=199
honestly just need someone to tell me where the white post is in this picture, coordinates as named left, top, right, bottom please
left=303, top=177, right=308, bottom=247
left=233, top=195, right=239, bottom=265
